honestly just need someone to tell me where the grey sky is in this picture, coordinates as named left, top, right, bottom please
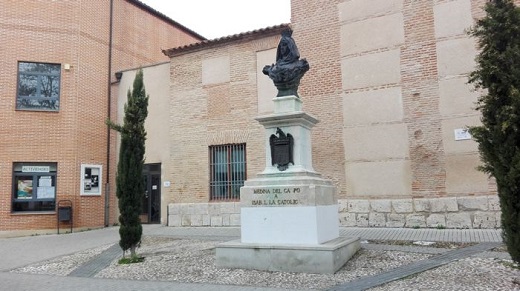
left=140, top=0, right=291, bottom=39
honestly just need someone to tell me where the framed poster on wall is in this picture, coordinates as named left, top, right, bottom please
left=80, top=164, right=102, bottom=196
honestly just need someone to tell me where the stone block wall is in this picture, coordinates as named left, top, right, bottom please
left=338, top=195, right=500, bottom=229
left=168, top=202, right=241, bottom=227
left=168, top=194, right=500, bottom=229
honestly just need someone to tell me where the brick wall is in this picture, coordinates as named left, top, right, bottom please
left=402, top=0, right=446, bottom=197
left=291, top=0, right=347, bottom=195
left=164, top=0, right=506, bottom=229
left=0, top=0, right=201, bottom=231
left=166, top=30, right=285, bottom=205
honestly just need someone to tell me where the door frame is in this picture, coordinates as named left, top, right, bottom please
left=142, top=163, right=161, bottom=224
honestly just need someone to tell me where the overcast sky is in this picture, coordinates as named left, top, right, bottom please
left=139, top=0, right=291, bottom=40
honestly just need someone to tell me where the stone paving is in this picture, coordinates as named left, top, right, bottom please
left=327, top=242, right=502, bottom=291
left=0, top=226, right=512, bottom=291
left=341, top=227, right=503, bottom=243
left=0, top=272, right=293, bottom=291
left=68, top=243, right=121, bottom=278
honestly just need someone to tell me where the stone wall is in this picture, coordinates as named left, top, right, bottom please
left=339, top=195, right=500, bottom=229
left=168, top=202, right=241, bottom=227
left=169, top=195, right=500, bottom=229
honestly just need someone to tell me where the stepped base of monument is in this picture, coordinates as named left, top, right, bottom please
left=215, top=236, right=360, bottom=274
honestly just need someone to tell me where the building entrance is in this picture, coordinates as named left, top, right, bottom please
left=142, top=163, right=161, bottom=224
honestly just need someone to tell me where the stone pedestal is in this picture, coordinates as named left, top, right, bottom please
left=216, top=96, right=359, bottom=274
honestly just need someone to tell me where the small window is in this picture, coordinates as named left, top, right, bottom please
left=17, top=62, right=61, bottom=111
left=209, top=144, right=246, bottom=201
left=12, top=163, right=57, bottom=212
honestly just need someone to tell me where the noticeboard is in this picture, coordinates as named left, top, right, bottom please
left=80, top=164, right=102, bottom=196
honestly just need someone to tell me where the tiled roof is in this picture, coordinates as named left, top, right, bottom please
left=162, top=23, right=290, bottom=57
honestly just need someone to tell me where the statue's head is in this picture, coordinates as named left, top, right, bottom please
left=276, top=29, right=299, bottom=65
left=281, top=29, right=293, bottom=38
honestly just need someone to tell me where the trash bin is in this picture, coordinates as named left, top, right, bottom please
left=58, top=206, right=71, bottom=222
left=57, top=200, right=73, bottom=234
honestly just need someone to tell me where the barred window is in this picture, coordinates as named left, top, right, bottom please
left=17, top=62, right=61, bottom=111
left=209, top=144, right=246, bottom=201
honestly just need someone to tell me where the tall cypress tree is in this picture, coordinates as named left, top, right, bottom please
left=108, top=69, right=148, bottom=258
left=468, top=0, right=520, bottom=263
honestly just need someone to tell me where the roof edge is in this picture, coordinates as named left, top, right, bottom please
left=162, top=23, right=290, bottom=58
left=126, top=0, right=207, bottom=41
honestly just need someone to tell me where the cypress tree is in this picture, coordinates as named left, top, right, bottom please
left=468, top=0, right=520, bottom=263
left=107, top=69, right=148, bottom=258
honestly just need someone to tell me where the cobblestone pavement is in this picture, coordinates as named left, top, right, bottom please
left=0, top=272, right=294, bottom=291
left=328, top=242, right=502, bottom=291
left=2, top=225, right=516, bottom=291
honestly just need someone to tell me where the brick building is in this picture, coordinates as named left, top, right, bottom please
left=0, top=0, right=203, bottom=233
left=3, top=0, right=507, bottom=233
left=151, top=0, right=502, bottom=229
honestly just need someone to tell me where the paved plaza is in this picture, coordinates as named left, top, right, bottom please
left=0, top=225, right=510, bottom=290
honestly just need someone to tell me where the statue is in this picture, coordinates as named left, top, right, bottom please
left=262, top=29, right=309, bottom=97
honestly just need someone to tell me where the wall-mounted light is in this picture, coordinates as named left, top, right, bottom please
left=115, top=71, right=123, bottom=81
left=64, top=63, right=71, bottom=71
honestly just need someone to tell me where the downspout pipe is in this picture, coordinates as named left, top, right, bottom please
left=105, top=0, right=114, bottom=227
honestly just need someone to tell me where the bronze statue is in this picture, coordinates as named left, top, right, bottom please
left=263, top=29, right=309, bottom=97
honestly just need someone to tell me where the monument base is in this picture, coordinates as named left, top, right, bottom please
left=216, top=175, right=361, bottom=274
left=240, top=175, right=340, bottom=245
left=215, top=91, right=360, bottom=273
left=216, top=237, right=360, bottom=274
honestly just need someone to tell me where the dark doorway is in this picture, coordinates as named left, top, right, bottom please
left=142, top=163, right=161, bottom=224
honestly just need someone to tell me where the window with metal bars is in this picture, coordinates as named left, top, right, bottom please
left=209, top=144, right=246, bottom=201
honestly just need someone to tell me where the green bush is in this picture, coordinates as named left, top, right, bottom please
left=107, top=69, right=148, bottom=257
left=468, top=0, right=520, bottom=263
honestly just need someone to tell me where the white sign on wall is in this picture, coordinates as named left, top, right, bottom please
left=22, top=166, right=50, bottom=173
left=454, top=128, right=472, bottom=141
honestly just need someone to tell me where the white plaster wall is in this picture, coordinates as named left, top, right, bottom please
left=117, top=63, right=171, bottom=164
left=344, top=124, right=410, bottom=161
left=340, top=13, right=404, bottom=55
left=437, top=38, right=477, bottom=78
left=338, top=0, right=404, bottom=23
left=439, top=77, right=479, bottom=116
left=445, top=154, right=489, bottom=194
left=343, top=88, right=404, bottom=126
left=341, top=49, right=401, bottom=90
left=434, top=0, right=473, bottom=38
left=116, top=62, right=172, bottom=225
left=434, top=0, right=486, bottom=198
left=346, top=160, right=412, bottom=197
